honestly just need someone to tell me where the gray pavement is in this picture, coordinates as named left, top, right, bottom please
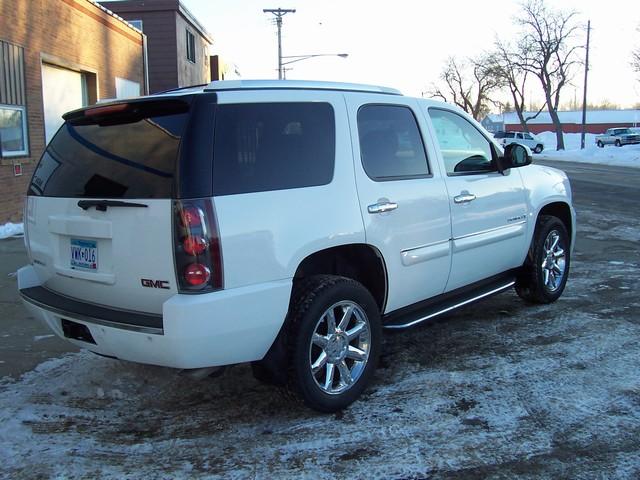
left=0, top=237, right=77, bottom=379
left=1, top=159, right=639, bottom=479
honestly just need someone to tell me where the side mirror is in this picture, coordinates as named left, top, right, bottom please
left=500, top=143, right=532, bottom=171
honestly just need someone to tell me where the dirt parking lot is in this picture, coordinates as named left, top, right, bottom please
left=1, top=160, right=639, bottom=479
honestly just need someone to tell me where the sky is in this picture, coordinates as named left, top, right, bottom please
left=179, top=0, right=640, bottom=110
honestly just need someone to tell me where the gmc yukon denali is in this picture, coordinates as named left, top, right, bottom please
left=18, top=80, right=575, bottom=412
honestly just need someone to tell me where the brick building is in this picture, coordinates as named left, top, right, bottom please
left=482, top=110, right=640, bottom=134
left=0, top=0, right=146, bottom=223
left=101, top=0, right=214, bottom=93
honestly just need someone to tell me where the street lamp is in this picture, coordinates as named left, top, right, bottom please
left=280, top=53, right=349, bottom=79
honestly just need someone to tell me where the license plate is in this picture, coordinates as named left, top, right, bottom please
left=70, top=238, right=98, bottom=270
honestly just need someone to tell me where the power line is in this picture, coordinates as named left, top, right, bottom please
left=263, top=8, right=296, bottom=80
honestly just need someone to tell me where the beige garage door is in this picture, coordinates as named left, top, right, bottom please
left=41, top=63, right=87, bottom=144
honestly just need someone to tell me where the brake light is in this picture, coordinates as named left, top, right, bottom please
left=183, top=235, right=207, bottom=256
left=184, top=263, right=211, bottom=286
left=180, top=206, right=202, bottom=227
left=84, top=103, right=129, bottom=117
left=173, top=199, right=223, bottom=292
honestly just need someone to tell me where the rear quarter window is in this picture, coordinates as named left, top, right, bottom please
left=212, top=102, right=335, bottom=195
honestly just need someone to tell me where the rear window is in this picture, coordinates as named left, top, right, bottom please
left=212, top=102, right=335, bottom=195
left=28, top=100, right=189, bottom=198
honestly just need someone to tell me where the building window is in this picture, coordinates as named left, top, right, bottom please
left=129, top=19, right=143, bottom=31
left=0, top=105, right=28, bottom=157
left=186, top=30, right=196, bottom=63
left=0, top=40, right=28, bottom=158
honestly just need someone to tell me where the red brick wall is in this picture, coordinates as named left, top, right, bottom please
left=505, top=123, right=639, bottom=135
left=0, top=0, right=145, bottom=223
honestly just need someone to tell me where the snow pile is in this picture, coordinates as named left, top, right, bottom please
left=0, top=222, right=24, bottom=239
left=536, top=132, right=640, bottom=168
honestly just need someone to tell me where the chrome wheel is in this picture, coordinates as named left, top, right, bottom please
left=541, top=230, right=566, bottom=292
left=309, top=301, right=371, bottom=395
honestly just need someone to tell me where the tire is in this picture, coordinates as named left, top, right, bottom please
left=286, top=275, right=381, bottom=412
left=597, top=141, right=604, bottom=148
left=615, top=139, right=621, bottom=147
left=515, top=215, right=570, bottom=304
left=534, top=145, right=543, bottom=154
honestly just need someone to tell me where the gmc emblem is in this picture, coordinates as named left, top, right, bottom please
left=141, top=278, right=170, bottom=289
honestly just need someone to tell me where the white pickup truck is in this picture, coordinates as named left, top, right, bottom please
left=595, top=128, right=640, bottom=147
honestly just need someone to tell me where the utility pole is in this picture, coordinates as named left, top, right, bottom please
left=263, top=8, right=296, bottom=80
left=580, top=20, right=591, bottom=150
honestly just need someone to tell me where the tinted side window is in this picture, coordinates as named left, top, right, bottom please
left=213, top=103, right=335, bottom=195
left=428, top=108, right=494, bottom=175
left=357, top=105, right=429, bottom=180
left=505, top=132, right=515, bottom=138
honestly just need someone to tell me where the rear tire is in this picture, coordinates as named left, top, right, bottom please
left=516, top=215, right=570, bottom=304
left=597, top=140, right=604, bottom=148
left=287, top=275, right=381, bottom=412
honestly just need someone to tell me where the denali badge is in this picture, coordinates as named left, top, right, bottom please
left=141, top=279, right=170, bottom=289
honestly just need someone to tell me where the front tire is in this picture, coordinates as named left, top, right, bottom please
left=516, top=215, right=570, bottom=304
left=287, top=275, right=381, bottom=412
left=534, top=144, right=543, bottom=154
left=615, top=139, right=621, bottom=147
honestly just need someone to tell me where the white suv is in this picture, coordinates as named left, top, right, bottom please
left=18, top=80, right=574, bottom=412
left=494, top=131, right=545, bottom=153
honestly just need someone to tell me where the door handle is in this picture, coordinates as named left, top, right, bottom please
left=453, top=193, right=476, bottom=204
left=368, top=201, right=398, bottom=214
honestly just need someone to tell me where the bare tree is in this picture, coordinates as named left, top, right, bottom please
left=490, top=41, right=544, bottom=133
left=514, top=0, right=581, bottom=150
left=428, top=55, right=502, bottom=121
left=633, top=27, right=640, bottom=74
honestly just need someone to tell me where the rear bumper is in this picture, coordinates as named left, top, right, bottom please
left=18, top=265, right=292, bottom=369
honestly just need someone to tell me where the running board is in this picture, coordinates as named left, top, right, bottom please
left=383, top=274, right=516, bottom=330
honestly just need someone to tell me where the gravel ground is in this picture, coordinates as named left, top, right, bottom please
left=1, top=163, right=639, bottom=479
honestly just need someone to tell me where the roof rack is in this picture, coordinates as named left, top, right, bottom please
left=204, top=80, right=402, bottom=96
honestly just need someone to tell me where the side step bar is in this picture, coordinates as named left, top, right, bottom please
left=383, top=273, right=516, bottom=330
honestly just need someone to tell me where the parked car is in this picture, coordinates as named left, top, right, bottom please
left=494, top=131, right=545, bottom=153
left=18, top=80, right=575, bottom=412
left=595, top=128, right=640, bottom=147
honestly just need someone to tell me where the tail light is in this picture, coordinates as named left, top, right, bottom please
left=173, top=199, right=223, bottom=292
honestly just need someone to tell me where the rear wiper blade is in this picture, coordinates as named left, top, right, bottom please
left=77, top=200, right=148, bottom=212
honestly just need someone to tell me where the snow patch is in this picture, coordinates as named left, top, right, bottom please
left=536, top=132, right=640, bottom=168
left=33, top=335, right=55, bottom=342
left=0, top=222, right=24, bottom=239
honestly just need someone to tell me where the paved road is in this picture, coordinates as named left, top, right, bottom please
left=536, top=158, right=640, bottom=212
left=0, top=238, right=76, bottom=379
left=1, top=160, right=639, bottom=479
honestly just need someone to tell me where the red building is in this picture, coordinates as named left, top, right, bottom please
left=483, top=110, right=640, bottom=135
left=0, top=0, right=147, bottom=223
